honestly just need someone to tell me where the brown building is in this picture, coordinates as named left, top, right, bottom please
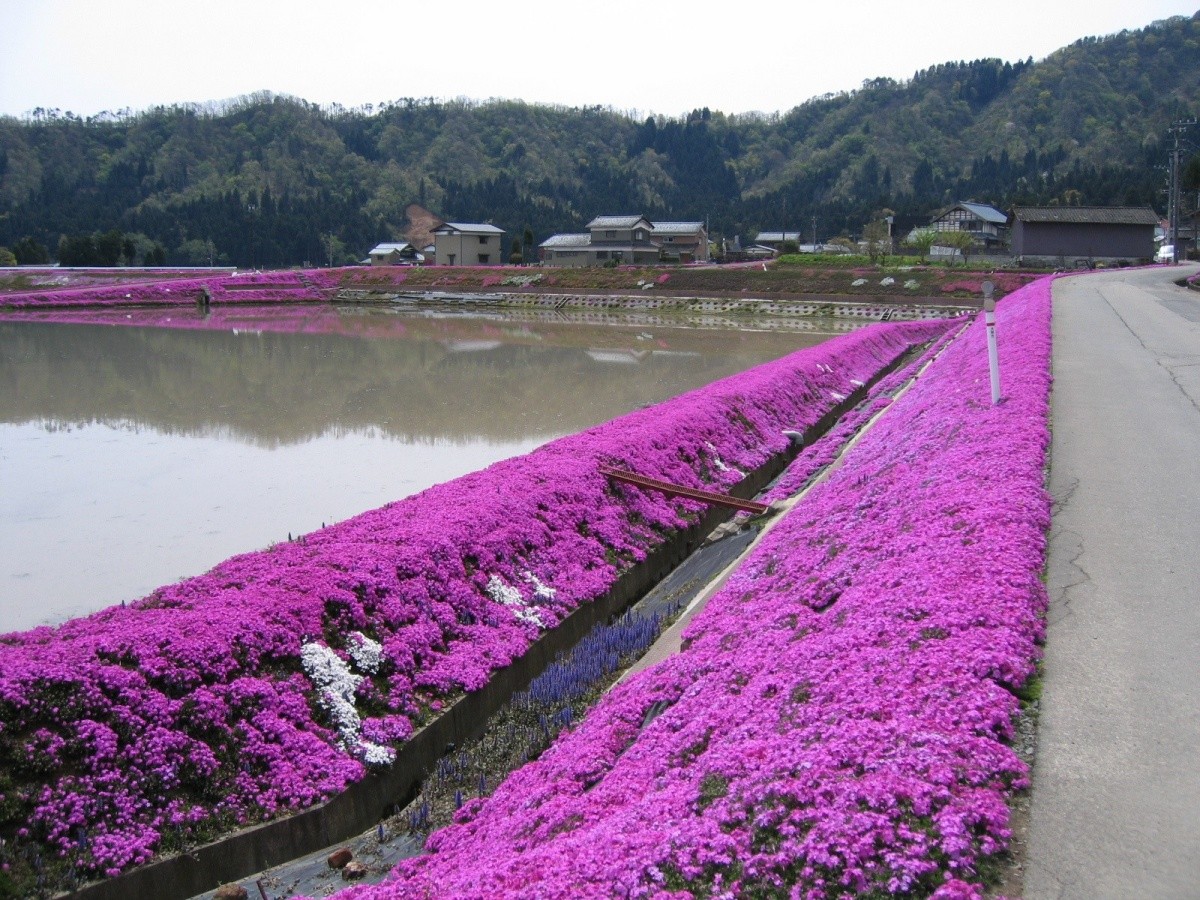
left=1011, top=206, right=1159, bottom=265
left=646, top=221, right=709, bottom=262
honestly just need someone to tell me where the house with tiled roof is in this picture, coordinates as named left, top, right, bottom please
left=540, top=216, right=706, bottom=266
left=754, top=231, right=806, bottom=250
left=1010, top=206, right=1159, bottom=265
left=929, top=202, right=1009, bottom=250
left=538, top=233, right=593, bottom=266
left=432, top=222, right=506, bottom=266
left=651, top=222, right=709, bottom=262
left=367, top=242, right=423, bottom=266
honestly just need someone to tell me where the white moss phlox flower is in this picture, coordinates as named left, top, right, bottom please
left=348, top=631, right=384, bottom=674
left=301, top=641, right=395, bottom=766
left=523, top=571, right=557, bottom=601
left=705, top=441, right=744, bottom=478
left=487, top=575, right=544, bottom=627
left=358, top=740, right=396, bottom=766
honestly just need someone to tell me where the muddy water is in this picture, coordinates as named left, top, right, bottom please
left=1, top=304, right=851, bottom=632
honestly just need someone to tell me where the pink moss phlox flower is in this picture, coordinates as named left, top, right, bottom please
left=0, top=318, right=948, bottom=880
left=1, top=270, right=332, bottom=310
left=328, top=280, right=1051, bottom=898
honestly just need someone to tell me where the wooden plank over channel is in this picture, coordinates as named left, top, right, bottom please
left=600, top=465, right=770, bottom=515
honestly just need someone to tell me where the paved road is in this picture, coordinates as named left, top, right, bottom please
left=1025, top=264, right=1200, bottom=898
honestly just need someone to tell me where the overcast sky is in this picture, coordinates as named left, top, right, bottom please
left=1, top=1, right=1195, bottom=120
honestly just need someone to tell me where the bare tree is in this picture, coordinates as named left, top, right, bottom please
left=862, top=220, right=891, bottom=264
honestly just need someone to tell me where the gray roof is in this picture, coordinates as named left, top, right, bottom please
left=369, top=242, right=413, bottom=254
left=540, top=233, right=592, bottom=248
left=651, top=221, right=705, bottom=236
left=938, top=202, right=1008, bottom=225
left=756, top=232, right=804, bottom=243
left=434, top=222, right=505, bottom=234
left=1012, top=206, right=1160, bottom=226
left=587, top=215, right=653, bottom=230
left=586, top=245, right=659, bottom=254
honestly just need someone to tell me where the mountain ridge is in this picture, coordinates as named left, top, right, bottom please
left=0, top=12, right=1196, bottom=266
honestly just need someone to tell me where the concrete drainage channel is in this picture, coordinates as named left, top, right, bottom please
left=201, top=325, right=950, bottom=898
left=62, top=339, right=935, bottom=900
left=193, top=336, right=950, bottom=900
left=196, top=525, right=766, bottom=899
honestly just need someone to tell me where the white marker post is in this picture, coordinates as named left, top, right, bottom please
left=982, top=280, right=1001, bottom=404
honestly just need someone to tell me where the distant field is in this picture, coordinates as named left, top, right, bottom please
left=0, top=261, right=1047, bottom=306
left=331, top=260, right=1044, bottom=300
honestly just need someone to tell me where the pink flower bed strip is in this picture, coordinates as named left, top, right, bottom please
left=0, top=320, right=948, bottom=887
left=333, top=279, right=1051, bottom=899
left=0, top=270, right=332, bottom=309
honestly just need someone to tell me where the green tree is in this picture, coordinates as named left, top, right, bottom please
left=124, top=231, right=162, bottom=265
left=904, top=228, right=938, bottom=264
left=12, top=236, right=50, bottom=265
left=178, top=238, right=217, bottom=266
left=1183, top=154, right=1200, bottom=191
left=145, top=243, right=167, bottom=266
left=0, top=247, right=17, bottom=267
left=95, top=229, right=125, bottom=266
left=509, top=236, right=523, bottom=264
left=936, top=230, right=976, bottom=266
left=58, top=234, right=100, bottom=266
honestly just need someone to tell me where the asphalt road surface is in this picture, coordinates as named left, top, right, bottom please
left=1025, top=264, right=1200, bottom=898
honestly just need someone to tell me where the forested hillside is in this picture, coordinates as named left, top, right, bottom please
left=1, top=12, right=1197, bottom=267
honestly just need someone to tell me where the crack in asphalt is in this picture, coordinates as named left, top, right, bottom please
left=1047, top=473, right=1087, bottom=628
left=1047, top=527, right=1089, bottom=628
left=1050, top=475, right=1079, bottom=516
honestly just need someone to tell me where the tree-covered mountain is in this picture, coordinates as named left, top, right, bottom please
left=1, top=12, right=1197, bottom=267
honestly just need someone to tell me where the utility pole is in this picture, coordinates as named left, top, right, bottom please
left=1168, top=119, right=1197, bottom=264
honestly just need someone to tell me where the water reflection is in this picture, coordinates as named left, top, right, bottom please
left=0, top=305, right=850, bottom=631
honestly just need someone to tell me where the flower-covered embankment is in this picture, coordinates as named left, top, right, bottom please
left=335, top=279, right=1052, bottom=899
left=0, top=319, right=948, bottom=889
left=0, top=269, right=335, bottom=309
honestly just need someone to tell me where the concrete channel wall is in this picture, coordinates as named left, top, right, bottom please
left=333, top=289, right=971, bottom=322
left=63, top=341, right=921, bottom=900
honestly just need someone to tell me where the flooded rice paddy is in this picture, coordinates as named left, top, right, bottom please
left=1, top=303, right=856, bottom=632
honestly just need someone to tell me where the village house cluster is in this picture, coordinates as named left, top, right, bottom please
left=366, top=201, right=1171, bottom=270
left=538, top=216, right=709, bottom=266
left=751, top=201, right=1165, bottom=267
left=366, top=222, right=505, bottom=267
